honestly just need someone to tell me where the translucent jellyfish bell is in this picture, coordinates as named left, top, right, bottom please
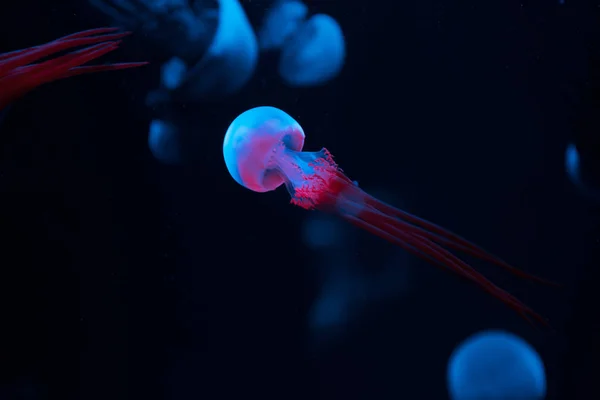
left=161, top=57, right=188, bottom=90
left=183, top=0, right=259, bottom=98
left=223, top=106, right=305, bottom=193
left=447, top=330, right=547, bottom=400
left=148, top=119, right=182, bottom=165
left=258, top=0, right=309, bottom=51
left=278, top=14, right=346, bottom=86
left=565, top=142, right=600, bottom=201
left=91, top=0, right=258, bottom=98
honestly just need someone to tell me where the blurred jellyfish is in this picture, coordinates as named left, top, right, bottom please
left=447, top=330, right=547, bottom=400
left=161, top=57, right=188, bottom=90
left=89, top=0, right=218, bottom=61
left=302, top=212, right=350, bottom=250
left=303, top=190, right=412, bottom=344
left=565, top=142, right=600, bottom=201
left=179, top=0, right=258, bottom=98
left=148, top=119, right=182, bottom=165
left=258, top=0, right=309, bottom=51
left=91, top=0, right=258, bottom=100
left=279, top=13, right=345, bottom=87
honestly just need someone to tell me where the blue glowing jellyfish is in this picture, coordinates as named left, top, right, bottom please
left=565, top=142, right=600, bottom=201
left=447, top=330, right=547, bottom=400
left=89, top=0, right=218, bottom=61
left=161, top=57, right=188, bottom=91
left=223, top=106, right=554, bottom=324
left=148, top=119, right=181, bottom=165
left=91, top=0, right=258, bottom=99
left=258, top=0, right=309, bottom=51
left=278, top=14, right=345, bottom=87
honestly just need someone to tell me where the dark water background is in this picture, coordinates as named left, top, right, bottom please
left=1, top=0, right=600, bottom=399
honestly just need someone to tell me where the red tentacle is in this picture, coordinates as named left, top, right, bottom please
left=344, top=210, right=548, bottom=326
left=0, top=27, right=147, bottom=109
left=363, top=194, right=557, bottom=286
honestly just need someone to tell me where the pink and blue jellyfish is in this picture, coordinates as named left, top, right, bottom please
left=223, top=106, right=555, bottom=324
left=447, top=330, right=547, bottom=400
left=258, top=0, right=345, bottom=87
left=90, top=0, right=258, bottom=99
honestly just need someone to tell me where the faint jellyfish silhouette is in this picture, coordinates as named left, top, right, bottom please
left=180, top=0, right=258, bottom=99
left=88, top=0, right=218, bottom=61
left=161, top=57, right=188, bottom=90
left=302, top=212, right=349, bottom=250
left=447, top=330, right=547, bottom=400
left=90, top=0, right=258, bottom=100
left=258, top=0, right=309, bottom=51
left=148, top=119, right=182, bottom=165
left=565, top=142, right=600, bottom=201
left=303, top=188, right=412, bottom=344
left=278, top=13, right=345, bottom=87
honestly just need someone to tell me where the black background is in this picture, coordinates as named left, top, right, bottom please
left=1, top=0, right=599, bottom=399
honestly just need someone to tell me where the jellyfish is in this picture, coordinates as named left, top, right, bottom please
left=148, top=118, right=182, bottom=165
left=223, top=106, right=555, bottom=325
left=91, top=0, right=258, bottom=100
left=257, top=0, right=309, bottom=51
left=0, top=28, right=147, bottom=110
left=447, top=330, right=547, bottom=400
left=565, top=142, right=600, bottom=201
left=278, top=13, right=345, bottom=87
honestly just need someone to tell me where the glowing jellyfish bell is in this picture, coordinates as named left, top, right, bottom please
left=91, top=0, right=258, bottom=99
left=148, top=119, right=182, bottom=165
left=223, top=106, right=305, bottom=192
left=183, top=0, right=258, bottom=98
left=447, top=330, right=547, bottom=400
left=258, top=0, right=309, bottom=51
left=279, top=13, right=346, bottom=87
left=565, top=142, right=600, bottom=201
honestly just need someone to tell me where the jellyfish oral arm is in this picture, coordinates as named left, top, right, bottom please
left=0, top=27, right=148, bottom=109
left=281, top=147, right=550, bottom=326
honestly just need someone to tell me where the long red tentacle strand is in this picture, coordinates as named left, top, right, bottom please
left=289, top=148, right=552, bottom=326
left=0, top=27, right=147, bottom=109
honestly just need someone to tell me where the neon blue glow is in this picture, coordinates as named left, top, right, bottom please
left=161, top=57, right=187, bottom=90
left=447, top=330, right=546, bottom=400
left=258, top=0, right=309, bottom=51
left=148, top=119, right=181, bottom=165
left=279, top=14, right=345, bottom=86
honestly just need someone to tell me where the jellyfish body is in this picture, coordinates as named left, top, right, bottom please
left=182, top=0, right=258, bottom=98
left=278, top=13, right=345, bottom=86
left=91, top=0, right=257, bottom=99
left=0, top=28, right=147, bottom=110
left=148, top=119, right=182, bottom=165
left=565, top=142, right=600, bottom=201
left=258, top=0, right=309, bottom=51
left=89, top=0, right=218, bottom=61
left=223, top=106, right=554, bottom=325
left=447, top=330, right=546, bottom=400
left=161, top=57, right=188, bottom=91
